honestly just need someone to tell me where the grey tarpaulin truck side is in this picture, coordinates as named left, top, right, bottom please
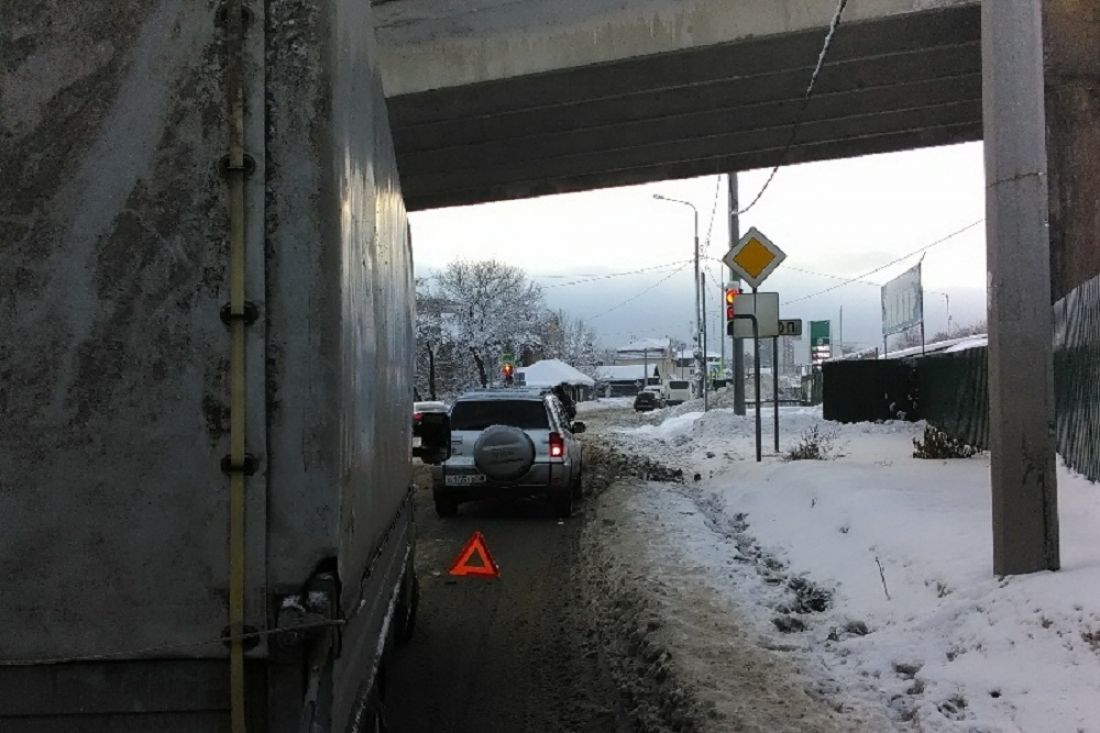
left=0, top=1, right=416, bottom=730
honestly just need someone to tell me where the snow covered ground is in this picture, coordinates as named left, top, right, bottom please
left=600, top=406, right=1100, bottom=732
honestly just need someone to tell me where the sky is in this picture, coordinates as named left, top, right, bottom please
left=410, top=141, right=987, bottom=358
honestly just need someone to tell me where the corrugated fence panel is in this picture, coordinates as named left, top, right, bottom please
left=917, top=347, right=989, bottom=450
left=1054, top=273, right=1100, bottom=481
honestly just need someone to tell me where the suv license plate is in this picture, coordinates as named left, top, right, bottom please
left=446, top=474, right=486, bottom=486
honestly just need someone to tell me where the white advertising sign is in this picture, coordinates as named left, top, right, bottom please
left=881, top=262, right=924, bottom=336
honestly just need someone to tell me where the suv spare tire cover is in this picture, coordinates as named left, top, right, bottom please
left=473, top=425, right=536, bottom=482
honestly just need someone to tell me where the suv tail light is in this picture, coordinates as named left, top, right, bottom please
left=549, top=432, right=565, bottom=458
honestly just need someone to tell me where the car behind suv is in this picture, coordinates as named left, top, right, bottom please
left=433, top=389, right=585, bottom=518
left=633, top=389, right=663, bottom=412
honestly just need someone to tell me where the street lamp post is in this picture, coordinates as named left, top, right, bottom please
left=654, top=194, right=703, bottom=405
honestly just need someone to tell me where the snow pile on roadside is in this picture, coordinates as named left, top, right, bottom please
left=576, top=397, right=634, bottom=414
left=610, top=407, right=1100, bottom=732
left=618, top=411, right=705, bottom=438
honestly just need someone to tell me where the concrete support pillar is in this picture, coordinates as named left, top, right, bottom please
left=1044, top=0, right=1100, bottom=299
left=982, top=0, right=1060, bottom=575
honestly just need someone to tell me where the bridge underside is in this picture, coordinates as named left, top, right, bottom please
left=386, top=5, right=981, bottom=211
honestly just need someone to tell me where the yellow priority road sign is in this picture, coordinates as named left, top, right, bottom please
left=722, top=227, right=786, bottom=289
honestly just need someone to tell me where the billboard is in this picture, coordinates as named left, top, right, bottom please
left=809, top=320, right=831, bottom=364
left=881, top=262, right=924, bottom=336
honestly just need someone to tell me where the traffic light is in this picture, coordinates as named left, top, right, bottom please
left=501, top=362, right=515, bottom=385
left=724, top=287, right=739, bottom=334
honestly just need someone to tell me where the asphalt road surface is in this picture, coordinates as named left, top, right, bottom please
left=387, top=488, right=632, bottom=733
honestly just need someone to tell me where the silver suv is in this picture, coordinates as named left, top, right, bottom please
left=432, top=389, right=586, bottom=518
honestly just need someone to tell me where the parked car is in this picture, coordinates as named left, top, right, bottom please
left=633, top=390, right=661, bottom=412
left=413, top=400, right=448, bottom=443
left=432, top=389, right=585, bottom=518
left=666, top=379, right=691, bottom=405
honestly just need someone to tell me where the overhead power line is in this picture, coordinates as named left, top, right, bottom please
left=735, top=0, right=851, bottom=216
left=781, top=218, right=985, bottom=306
left=538, top=259, right=691, bottom=289
left=588, top=262, right=693, bottom=321
left=702, top=174, right=724, bottom=257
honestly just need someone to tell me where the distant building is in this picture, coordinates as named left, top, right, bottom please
left=592, top=364, right=661, bottom=397
left=672, top=348, right=722, bottom=379
left=611, top=338, right=673, bottom=392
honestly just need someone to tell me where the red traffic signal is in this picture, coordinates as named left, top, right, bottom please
left=502, top=363, right=515, bottom=377
left=724, top=288, right=740, bottom=320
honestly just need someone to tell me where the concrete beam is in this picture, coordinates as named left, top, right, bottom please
left=376, top=0, right=978, bottom=96
left=386, top=8, right=979, bottom=126
left=397, top=75, right=981, bottom=176
left=404, top=99, right=980, bottom=192
left=982, top=0, right=1059, bottom=575
left=405, top=122, right=980, bottom=210
left=393, top=42, right=981, bottom=154
left=388, top=6, right=982, bottom=209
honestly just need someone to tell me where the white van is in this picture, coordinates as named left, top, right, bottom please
left=666, top=379, right=692, bottom=406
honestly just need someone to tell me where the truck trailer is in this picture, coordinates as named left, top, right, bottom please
left=0, top=1, right=434, bottom=730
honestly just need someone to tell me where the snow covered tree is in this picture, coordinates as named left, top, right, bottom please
left=433, top=260, right=546, bottom=388
left=414, top=277, right=445, bottom=400
left=537, top=310, right=599, bottom=371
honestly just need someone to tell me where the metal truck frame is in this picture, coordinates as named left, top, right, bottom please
left=1, top=2, right=416, bottom=730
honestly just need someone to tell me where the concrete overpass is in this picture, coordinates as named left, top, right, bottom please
left=375, top=0, right=981, bottom=211
left=376, top=0, right=1100, bottom=577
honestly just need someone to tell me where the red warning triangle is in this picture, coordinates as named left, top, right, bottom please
left=448, top=531, right=500, bottom=578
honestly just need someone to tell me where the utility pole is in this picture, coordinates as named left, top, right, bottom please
left=701, top=272, right=708, bottom=410
left=983, top=0, right=1059, bottom=574
left=838, top=306, right=844, bottom=357
left=728, top=174, right=746, bottom=416
left=654, top=194, right=703, bottom=400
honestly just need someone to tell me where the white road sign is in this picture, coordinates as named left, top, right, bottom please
left=730, top=291, right=780, bottom=338
left=722, top=227, right=786, bottom=289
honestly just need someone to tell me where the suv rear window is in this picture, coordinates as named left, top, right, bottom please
left=450, top=400, right=550, bottom=431
left=669, top=381, right=689, bottom=389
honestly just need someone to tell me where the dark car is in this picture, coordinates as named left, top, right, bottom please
left=633, top=390, right=660, bottom=412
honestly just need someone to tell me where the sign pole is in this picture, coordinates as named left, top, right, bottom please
left=731, top=314, right=761, bottom=462
left=773, top=336, right=780, bottom=453
left=701, top=272, right=708, bottom=412
left=728, top=174, right=746, bottom=417
left=753, top=320, right=761, bottom=462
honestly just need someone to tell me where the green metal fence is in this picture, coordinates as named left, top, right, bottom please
left=917, top=347, right=989, bottom=450
left=820, top=272, right=1099, bottom=482
left=1054, top=273, right=1100, bottom=481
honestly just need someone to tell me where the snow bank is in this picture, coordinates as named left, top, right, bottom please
left=576, top=397, right=633, bottom=414
left=612, top=407, right=1100, bottom=732
left=617, top=411, right=706, bottom=438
